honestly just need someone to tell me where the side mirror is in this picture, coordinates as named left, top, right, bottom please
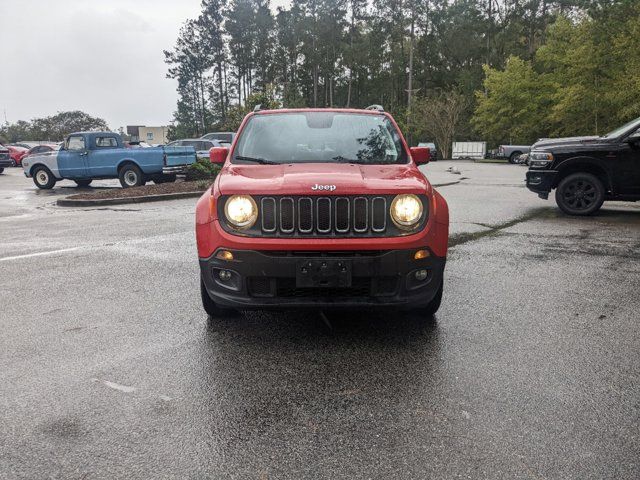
left=210, top=146, right=229, bottom=164
left=410, top=146, right=430, bottom=165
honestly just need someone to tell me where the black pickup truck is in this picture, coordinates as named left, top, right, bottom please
left=526, top=117, right=640, bottom=215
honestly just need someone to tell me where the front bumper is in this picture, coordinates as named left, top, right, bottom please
left=162, top=165, right=190, bottom=174
left=200, top=248, right=446, bottom=309
left=0, top=158, right=14, bottom=168
left=526, top=169, right=558, bottom=199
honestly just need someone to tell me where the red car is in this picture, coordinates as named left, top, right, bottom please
left=195, top=106, right=449, bottom=320
left=7, top=145, right=28, bottom=166
left=23, top=144, right=58, bottom=160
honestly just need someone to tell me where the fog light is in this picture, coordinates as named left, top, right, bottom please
left=414, top=249, right=429, bottom=260
left=216, top=250, right=234, bottom=261
left=219, top=270, right=232, bottom=281
left=415, top=269, right=428, bottom=281
left=529, top=175, right=542, bottom=185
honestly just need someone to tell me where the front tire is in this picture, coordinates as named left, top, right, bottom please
left=74, top=179, right=93, bottom=187
left=32, top=166, right=56, bottom=189
left=0, top=168, right=4, bottom=174
left=118, top=164, right=145, bottom=188
left=555, top=172, right=605, bottom=216
left=200, top=278, right=238, bottom=319
left=509, top=152, right=522, bottom=164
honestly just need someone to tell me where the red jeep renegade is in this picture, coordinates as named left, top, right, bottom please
left=195, top=106, right=449, bottom=318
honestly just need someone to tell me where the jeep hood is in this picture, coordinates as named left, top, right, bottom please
left=531, top=136, right=601, bottom=150
left=218, top=163, right=431, bottom=196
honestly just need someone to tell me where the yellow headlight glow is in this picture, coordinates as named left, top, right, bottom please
left=390, top=194, right=423, bottom=229
left=224, top=195, right=258, bottom=229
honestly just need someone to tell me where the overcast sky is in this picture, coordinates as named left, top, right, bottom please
left=0, top=0, right=289, bottom=131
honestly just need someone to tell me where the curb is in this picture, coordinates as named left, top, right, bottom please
left=56, top=191, right=205, bottom=207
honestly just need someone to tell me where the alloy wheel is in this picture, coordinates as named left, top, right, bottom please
left=561, top=179, right=598, bottom=211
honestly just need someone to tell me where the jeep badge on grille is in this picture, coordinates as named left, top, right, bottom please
left=311, top=184, right=336, bottom=191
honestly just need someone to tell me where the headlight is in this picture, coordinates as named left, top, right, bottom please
left=529, top=151, right=553, bottom=167
left=224, top=195, right=258, bottom=229
left=390, top=194, right=423, bottom=229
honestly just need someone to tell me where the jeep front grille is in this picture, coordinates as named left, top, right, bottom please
left=260, top=196, right=387, bottom=236
left=217, top=194, right=428, bottom=238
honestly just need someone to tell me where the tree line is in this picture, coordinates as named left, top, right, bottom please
left=0, top=111, right=109, bottom=144
left=165, top=0, right=639, bottom=152
left=475, top=3, right=640, bottom=145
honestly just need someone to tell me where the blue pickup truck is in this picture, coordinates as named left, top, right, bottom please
left=21, top=132, right=196, bottom=189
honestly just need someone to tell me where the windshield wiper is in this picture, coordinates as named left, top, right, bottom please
left=234, top=155, right=280, bottom=165
left=332, top=155, right=359, bottom=163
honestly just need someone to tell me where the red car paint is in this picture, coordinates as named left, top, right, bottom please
left=197, top=108, right=448, bottom=256
left=196, top=188, right=449, bottom=258
left=7, top=146, right=28, bottom=165
left=196, top=107, right=449, bottom=312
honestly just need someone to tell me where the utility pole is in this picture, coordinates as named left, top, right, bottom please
left=407, top=0, right=417, bottom=145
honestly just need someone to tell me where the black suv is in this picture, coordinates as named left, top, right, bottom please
left=526, top=117, right=640, bottom=215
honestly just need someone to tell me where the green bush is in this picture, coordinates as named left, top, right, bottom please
left=185, top=158, right=221, bottom=181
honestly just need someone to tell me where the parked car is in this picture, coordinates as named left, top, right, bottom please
left=0, top=145, right=12, bottom=173
left=11, top=143, right=33, bottom=150
left=497, top=144, right=531, bottom=163
left=124, top=141, right=153, bottom=148
left=526, top=116, right=640, bottom=215
left=201, top=131, right=235, bottom=144
left=6, top=145, right=28, bottom=166
left=23, top=144, right=58, bottom=160
left=195, top=106, right=449, bottom=319
left=418, top=142, right=438, bottom=160
left=22, top=132, right=196, bottom=189
left=167, top=138, right=226, bottom=161
left=452, top=141, right=486, bottom=160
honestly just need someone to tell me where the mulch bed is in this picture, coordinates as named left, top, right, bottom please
left=67, top=181, right=210, bottom=200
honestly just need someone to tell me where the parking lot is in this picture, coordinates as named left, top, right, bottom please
left=1, top=162, right=639, bottom=479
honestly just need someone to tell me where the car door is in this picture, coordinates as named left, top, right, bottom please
left=617, top=130, right=640, bottom=195
left=87, top=135, right=120, bottom=177
left=57, top=135, right=87, bottom=178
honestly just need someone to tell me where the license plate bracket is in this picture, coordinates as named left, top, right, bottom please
left=296, top=259, right=352, bottom=288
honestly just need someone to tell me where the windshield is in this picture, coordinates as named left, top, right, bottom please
left=603, top=116, right=640, bottom=139
left=232, top=112, right=408, bottom=165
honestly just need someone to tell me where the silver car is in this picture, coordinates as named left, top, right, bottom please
left=167, top=138, right=228, bottom=161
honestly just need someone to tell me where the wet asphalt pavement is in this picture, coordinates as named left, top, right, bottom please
left=0, top=162, right=639, bottom=479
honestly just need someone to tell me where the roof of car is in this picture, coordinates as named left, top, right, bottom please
left=69, top=131, right=118, bottom=137
left=177, top=138, right=218, bottom=142
left=252, top=108, right=387, bottom=116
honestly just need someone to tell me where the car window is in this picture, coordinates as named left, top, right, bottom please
left=233, top=112, right=408, bottom=165
left=66, top=136, right=85, bottom=151
left=95, top=136, right=118, bottom=148
left=603, top=116, right=640, bottom=139
left=203, top=133, right=233, bottom=143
